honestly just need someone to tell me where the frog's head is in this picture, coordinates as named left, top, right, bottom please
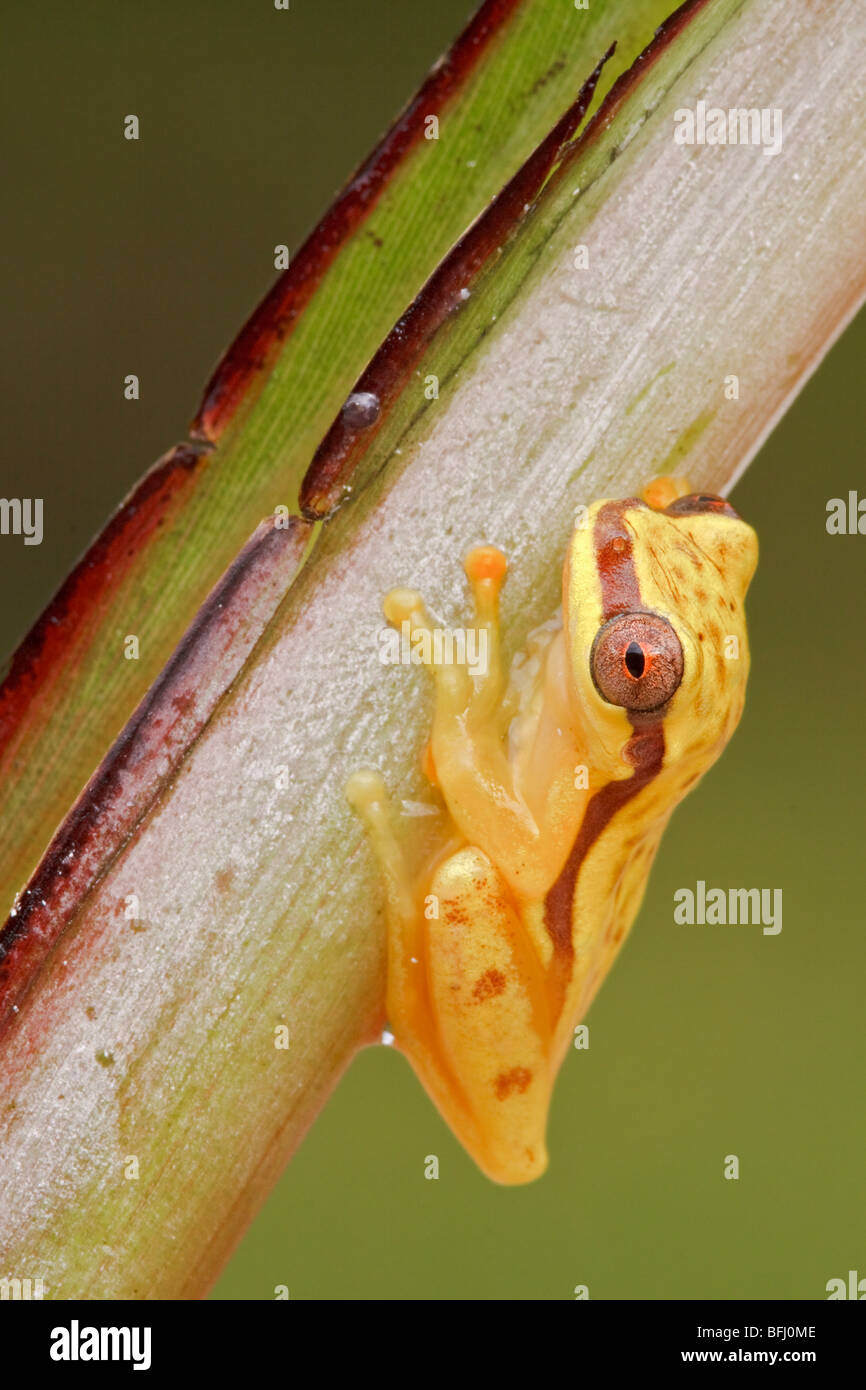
left=563, top=493, right=759, bottom=783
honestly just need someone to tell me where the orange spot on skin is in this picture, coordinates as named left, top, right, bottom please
left=472, top=968, right=507, bottom=1002
left=494, top=1066, right=533, bottom=1100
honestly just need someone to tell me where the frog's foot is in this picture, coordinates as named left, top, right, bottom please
left=382, top=587, right=470, bottom=709
left=346, top=767, right=415, bottom=928
left=642, top=475, right=692, bottom=510
left=382, top=551, right=518, bottom=840
left=462, top=546, right=507, bottom=718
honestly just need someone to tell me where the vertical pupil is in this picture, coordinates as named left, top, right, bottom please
left=625, top=642, right=645, bottom=679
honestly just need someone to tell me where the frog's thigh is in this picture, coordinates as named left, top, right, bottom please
left=427, top=848, right=552, bottom=1183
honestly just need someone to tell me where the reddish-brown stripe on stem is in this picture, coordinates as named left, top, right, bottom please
left=192, top=0, right=526, bottom=441
left=299, top=0, right=716, bottom=519
left=542, top=499, right=664, bottom=992
left=0, top=515, right=311, bottom=1035
left=299, top=45, right=614, bottom=519
left=0, top=442, right=208, bottom=768
left=570, top=0, right=715, bottom=150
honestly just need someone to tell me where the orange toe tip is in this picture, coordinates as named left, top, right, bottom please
left=642, top=475, right=692, bottom=510
left=383, top=587, right=421, bottom=625
left=464, top=545, right=507, bottom=585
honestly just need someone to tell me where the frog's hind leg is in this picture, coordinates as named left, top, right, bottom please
left=346, top=768, right=416, bottom=934
left=347, top=771, right=551, bottom=1184
left=346, top=768, right=482, bottom=1150
left=426, top=847, right=552, bottom=1185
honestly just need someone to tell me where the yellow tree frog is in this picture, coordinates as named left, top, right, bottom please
left=347, top=479, right=758, bottom=1184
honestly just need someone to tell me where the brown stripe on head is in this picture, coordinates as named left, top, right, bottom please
left=593, top=498, right=649, bottom=616
left=543, top=498, right=666, bottom=1007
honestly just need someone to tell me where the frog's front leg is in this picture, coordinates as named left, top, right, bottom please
left=382, top=548, right=542, bottom=878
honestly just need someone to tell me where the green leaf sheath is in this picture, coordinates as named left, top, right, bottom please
left=0, top=0, right=675, bottom=928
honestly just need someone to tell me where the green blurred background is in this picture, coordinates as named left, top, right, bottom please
left=3, top=1, right=863, bottom=1300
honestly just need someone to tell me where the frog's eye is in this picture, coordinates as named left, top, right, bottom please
left=664, top=492, right=740, bottom=519
left=590, top=612, right=684, bottom=712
